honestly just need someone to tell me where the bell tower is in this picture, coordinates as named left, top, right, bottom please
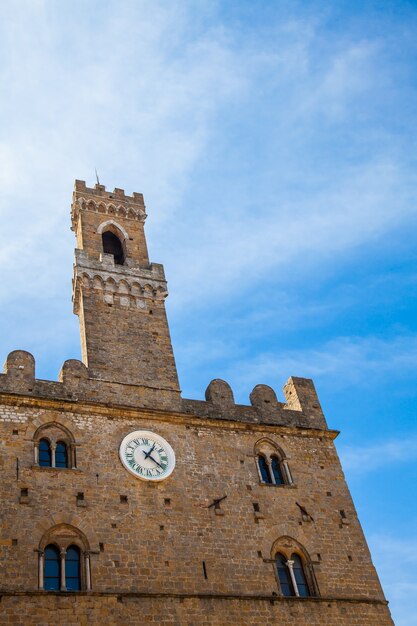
left=71, top=180, right=180, bottom=395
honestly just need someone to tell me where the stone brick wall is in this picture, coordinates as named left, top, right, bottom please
left=0, top=391, right=393, bottom=624
left=0, top=594, right=391, bottom=626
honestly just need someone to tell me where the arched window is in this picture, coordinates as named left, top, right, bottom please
left=39, top=439, right=52, bottom=467
left=271, top=455, right=284, bottom=485
left=33, top=423, right=77, bottom=469
left=292, top=553, right=310, bottom=597
left=55, top=441, right=68, bottom=468
left=102, top=231, right=125, bottom=265
left=272, top=537, right=316, bottom=598
left=39, top=524, right=92, bottom=592
left=44, top=545, right=60, bottom=590
left=254, top=439, right=292, bottom=486
left=258, top=455, right=273, bottom=484
left=65, top=545, right=81, bottom=591
left=276, top=553, right=294, bottom=596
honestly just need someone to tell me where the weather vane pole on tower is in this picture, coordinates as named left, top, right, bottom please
left=95, top=167, right=100, bottom=186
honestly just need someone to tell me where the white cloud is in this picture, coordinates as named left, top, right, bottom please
left=0, top=1, right=246, bottom=307
left=0, top=2, right=415, bottom=319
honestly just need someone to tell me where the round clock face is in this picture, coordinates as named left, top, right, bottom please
left=119, top=430, right=175, bottom=481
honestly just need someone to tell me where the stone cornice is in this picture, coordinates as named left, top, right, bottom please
left=0, top=590, right=388, bottom=605
left=72, top=250, right=168, bottom=313
left=0, top=391, right=339, bottom=440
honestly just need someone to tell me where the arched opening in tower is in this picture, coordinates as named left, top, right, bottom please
left=102, top=231, right=125, bottom=265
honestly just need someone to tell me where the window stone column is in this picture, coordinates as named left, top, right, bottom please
left=70, top=444, right=76, bottom=470
left=60, top=547, right=67, bottom=590
left=84, top=551, right=91, bottom=590
left=282, top=459, right=292, bottom=484
left=266, top=457, right=275, bottom=485
left=51, top=444, right=56, bottom=469
left=286, top=559, right=299, bottom=596
left=34, top=442, right=39, bottom=466
left=38, top=550, right=44, bottom=589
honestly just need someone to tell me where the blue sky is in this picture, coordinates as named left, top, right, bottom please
left=0, top=1, right=416, bottom=623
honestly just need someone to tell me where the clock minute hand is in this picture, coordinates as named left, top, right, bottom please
left=147, top=454, right=164, bottom=469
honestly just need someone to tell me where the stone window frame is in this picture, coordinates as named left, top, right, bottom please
left=37, top=524, right=92, bottom=592
left=254, top=438, right=293, bottom=486
left=33, top=422, right=77, bottom=470
left=271, top=536, right=319, bottom=598
left=97, top=219, right=130, bottom=264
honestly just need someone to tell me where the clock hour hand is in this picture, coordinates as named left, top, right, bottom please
left=143, top=443, right=156, bottom=460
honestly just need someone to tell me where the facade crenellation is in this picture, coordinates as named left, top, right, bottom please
left=0, top=180, right=393, bottom=625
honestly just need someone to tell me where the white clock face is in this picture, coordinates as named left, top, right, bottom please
left=119, top=430, right=175, bottom=481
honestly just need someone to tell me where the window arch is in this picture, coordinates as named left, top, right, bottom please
left=254, top=438, right=292, bottom=486
left=271, top=536, right=317, bottom=598
left=258, top=454, right=273, bottom=484
left=271, top=455, right=284, bottom=485
left=65, top=545, right=81, bottom=591
left=44, top=544, right=60, bottom=590
left=275, top=552, right=294, bottom=596
left=39, top=438, right=52, bottom=467
left=38, top=524, right=91, bottom=592
left=292, top=553, right=309, bottom=597
left=55, top=441, right=68, bottom=468
left=102, top=230, right=125, bottom=265
left=33, top=423, right=76, bottom=469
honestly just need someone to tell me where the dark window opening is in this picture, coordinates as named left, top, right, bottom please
left=39, top=439, right=52, bottom=467
left=65, top=545, right=81, bottom=591
left=44, top=544, right=60, bottom=590
left=102, top=231, right=125, bottom=265
left=55, top=441, right=68, bottom=468
left=292, top=553, right=310, bottom=597
left=258, top=455, right=273, bottom=484
left=271, top=456, right=284, bottom=485
left=276, top=553, right=294, bottom=597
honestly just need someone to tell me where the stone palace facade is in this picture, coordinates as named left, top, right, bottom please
left=0, top=181, right=393, bottom=625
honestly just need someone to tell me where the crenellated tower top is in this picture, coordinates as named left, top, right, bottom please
left=71, top=180, right=147, bottom=232
left=71, top=179, right=180, bottom=398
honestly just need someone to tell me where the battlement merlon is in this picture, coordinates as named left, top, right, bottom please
left=0, top=352, right=327, bottom=430
left=71, top=180, right=147, bottom=231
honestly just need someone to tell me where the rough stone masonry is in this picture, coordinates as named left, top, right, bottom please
left=0, top=181, right=394, bottom=625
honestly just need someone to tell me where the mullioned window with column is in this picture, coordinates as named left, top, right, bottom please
left=38, top=524, right=92, bottom=592
left=254, top=438, right=293, bottom=486
left=272, top=536, right=319, bottom=598
left=33, top=423, right=77, bottom=469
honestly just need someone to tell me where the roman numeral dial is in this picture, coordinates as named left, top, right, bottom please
left=119, top=430, right=176, bottom=482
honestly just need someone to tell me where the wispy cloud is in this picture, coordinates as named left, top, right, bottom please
left=0, top=0, right=246, bottom=303
left=340, top=436, right=417, bottom=473
left=369, top=534, right=417, bottom=626
left=0, top=1, right=415, bottom=318
left=209, top=334, right=417, bottom=400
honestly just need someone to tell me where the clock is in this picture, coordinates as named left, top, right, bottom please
left=119, top=430, right=175, bottom=481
